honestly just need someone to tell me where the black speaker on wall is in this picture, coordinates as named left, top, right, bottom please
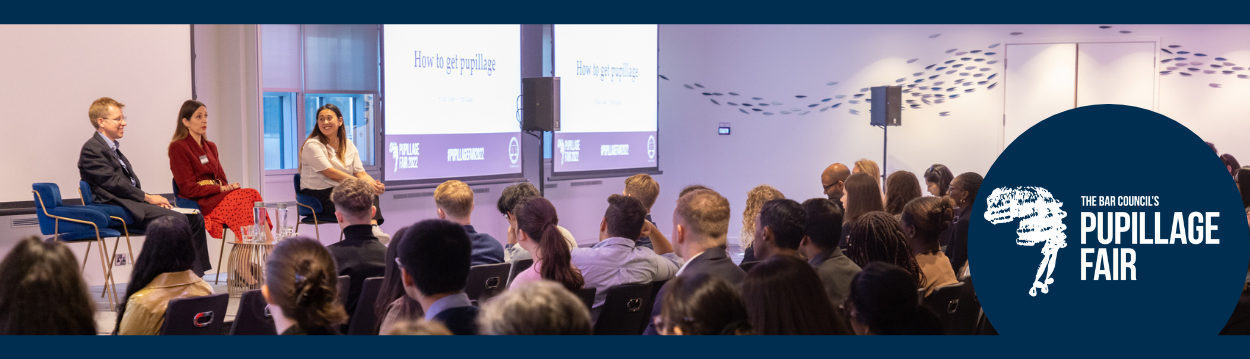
left=870, top=86, right=902, bottom=127
left=522, top=77, right=560, bottom=131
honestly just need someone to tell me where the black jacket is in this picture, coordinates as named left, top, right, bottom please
left=327, top=225, right=388, bottom=317
left=78, top=133, right=149, bottom=220
left=643, top=246, right=745, bottom=335
left=433, top=306, right=481, bottom=335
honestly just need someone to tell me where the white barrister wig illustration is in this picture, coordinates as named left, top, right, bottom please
left=985, top=187, right=1067, bottom=296
left=389, top=142, right=400, bottom=172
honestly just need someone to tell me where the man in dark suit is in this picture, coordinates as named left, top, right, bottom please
left=78, top=97, right=210, bottom=275
left=398, top=219, right=479, bottom=335
left=798, top=198, right=861, bottom=306
left=434, top=180, right=504, bottom=266
left=326, top=179, right=387, bottom=318
left=643, top=188, right=744, bottom=335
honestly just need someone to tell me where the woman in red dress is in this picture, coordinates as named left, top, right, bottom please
left=168, top=100, right=270, bottom=240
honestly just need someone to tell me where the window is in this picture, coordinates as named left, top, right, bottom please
left=260, top=24, right=380, bottom=172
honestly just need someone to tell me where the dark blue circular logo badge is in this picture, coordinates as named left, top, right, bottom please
left=971, top=105, right=1248, bottom=337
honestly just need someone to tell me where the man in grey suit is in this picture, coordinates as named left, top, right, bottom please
left=78, top=97, right=210, bottom=275
left=798, top=198, right=861, bottom=306
left=642, top=188, right=745, bottom=335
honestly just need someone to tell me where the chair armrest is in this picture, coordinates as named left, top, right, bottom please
left=46, top=206, right=112, bottom=228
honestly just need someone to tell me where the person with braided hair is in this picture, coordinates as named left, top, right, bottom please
left=510, top=196, right=585, bottom=291
left=901, top=197, right=961, bottom=296
left=845, top=211, right=926, bottom=289
left=844, top=262, right=944, bottom=335
left=263, top=237, right=348, bottom=335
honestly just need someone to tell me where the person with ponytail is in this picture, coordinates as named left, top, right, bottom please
left=942, top=172, right=983, bottom=275
left=263, top=237, right=348, bottom=335
left=901, top=197, right=961, bottom=296
left=656, top=273, right=751, bottom=335
left=845, top=262, right=944, bottom=335
left=116, top=217, right=213, bottom=335
left=510, top=196, right=584, bottom=291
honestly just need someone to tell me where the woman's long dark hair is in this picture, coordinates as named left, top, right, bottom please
left=0, top=236, right=97, bottom=335
left=266, top=237, right=348, bottom=334
left=374, top=226, right=422, bottom=333
left=901, top=196, right=956, bottom=246
left=924, top=164, right=954, bottom=197
left=846, top=211, right=927, bottom=287
left=885, top=171, right=923, bottom=215
left=300, top=104, right=348, bottom=169
left=661, top=273, right=751, bottom=335
left=844, top=172, right=884, bottom=224
left=1237, top=166, right=1250, bottom=209
left=514, top=197, right=584, bottom=292
left=741, top=255, right=850, bottom=335
left=847, top=262, right=943, bottom=335
left=170, top=100, right=206, bottom=143
left=114, top=217, right=197, bottom=334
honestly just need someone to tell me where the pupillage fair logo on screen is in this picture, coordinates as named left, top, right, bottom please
left=508, top=137, right=520, bottom=164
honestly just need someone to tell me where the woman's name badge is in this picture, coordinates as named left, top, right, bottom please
left=199, top=155, right=209, bottom=164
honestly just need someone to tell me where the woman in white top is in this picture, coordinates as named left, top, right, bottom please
left=299, top=104, right=386, bottom=224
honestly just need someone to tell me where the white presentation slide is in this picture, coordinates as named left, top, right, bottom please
left=383, top=24, right=521, bottom=135
left=554, top=25, right=658, bottom=133
left=382, top=25, right=523, bottom=181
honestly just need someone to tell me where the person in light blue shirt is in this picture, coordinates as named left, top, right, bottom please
left=571, top=194, right=683, bottom=320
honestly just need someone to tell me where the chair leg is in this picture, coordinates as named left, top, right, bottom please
left=216, top=228, right=228, bottom=285
left=103, top=237, right=122, bottom=302
left=313, top=216, right=321, bottom=243
left=80, top=240, right=91, bottom=275
left=95, top=238, right=115, bottom=311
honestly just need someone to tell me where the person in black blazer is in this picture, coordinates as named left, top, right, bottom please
left=643, top=188, right=745, bottom=335
left=397, top=219, right=479, bottom=335
left=325, top=179, right=387, bottom=317
left=78, top=97, right=210, bottom=275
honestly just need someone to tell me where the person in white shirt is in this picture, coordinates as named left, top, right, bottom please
left=298, top=104, right=388, bottom=239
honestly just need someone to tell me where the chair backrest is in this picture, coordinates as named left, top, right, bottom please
left=465, top=263, right=512, bottom=302
left=638, top=279, right=667, bottom=333
left=230, top=289, right=277, bottom=335
left=593, top=282, right=654, bottom=335
left=506, top=258, right=534, bottom=287
left=921, top=282, right=965, bottom=334
left=160, top=293, right=229, bottom=335
left=347, top=277, right=385, bottom=335
left=77, top=181, right=94, bottom=205
left=293, top=173, right=321, bottom=216
left=171, top=179, right=201, bottom=210
left=32, top=183, right=63, bottom=211
left=948, top=277, right=983, bottom=335
left=573, top=287, right=596, bottom=310
left=335, top=275, right=350, bottom=306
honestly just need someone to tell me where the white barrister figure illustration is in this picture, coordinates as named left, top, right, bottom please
left=389, top=142, right=400, bottom=172
left=984, top=187, right=1067, bottom=296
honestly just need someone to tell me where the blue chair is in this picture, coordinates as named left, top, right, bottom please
left=33, top=183, right=123, bottom=310
left=173, top=179, right=233, bottom=284
left=293, top=173, right=336, bottom=242
left=78, top=182, right=137, bottom=288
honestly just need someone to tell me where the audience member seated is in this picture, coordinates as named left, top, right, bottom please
left=845, top=262, right=944, bottom=335
left=398, top=219, right=478, bottom=335
left=116, top=217, right=214, bottom=335
left=845, top=211, right=927, bottom=289
left=0, top=236, right=97, bottom=335
left=384, top=319, right=452, bottom=335
left=739, top=184, right=784, bottom=264
left=943, top=172, right=983, bottom=274
left=798, top=198, right=861, bottom=305
left=1223, top=154, right=1240, bottom=177
left=853, top=158, right=882, bottom=184
left=264, top=237, right=348, bottom=335
left=820, top=163, right=851, bottom=209
left=495, top=183, right=577, bottom=262
left=375, top=227, right=422, bottom=335
left=572, top=194, right=682, bottom=319
left=885, top=171, right=922, bottom=217
left=678, top=184, right=710, bottom=198
left=741, top=255, right=850, bottom=335
left=435, top=180, right=504, bottom=265
left=326, top=178, right=388, bottom=316
left=298, top=104, right=387, bottom=230
left=923, top=164, right=954, bottom=198
left=841, top=172, right=884, bottom=249
left=902, top=197, right=960, bottom=296
left=751, top=199, right=806, bottom=260
left=168, top=99, right=270, bottom=240
left=643, top=188, right=744, bottom=335
left=656, top=273, right=751, bottom=335
left=509, top=197, right=584, bottom=291
left=624, top=173, right=661, bottom=250
left=478, top=280, right=592, bottom=335
left=1238, top=166, right=1250, bottom=210
left=79, top=97, right=210, bottom=275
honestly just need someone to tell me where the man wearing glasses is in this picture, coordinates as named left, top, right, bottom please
left=78, top=97, right=211, bottom=277
left=820, top=163, right=851, bottom=210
